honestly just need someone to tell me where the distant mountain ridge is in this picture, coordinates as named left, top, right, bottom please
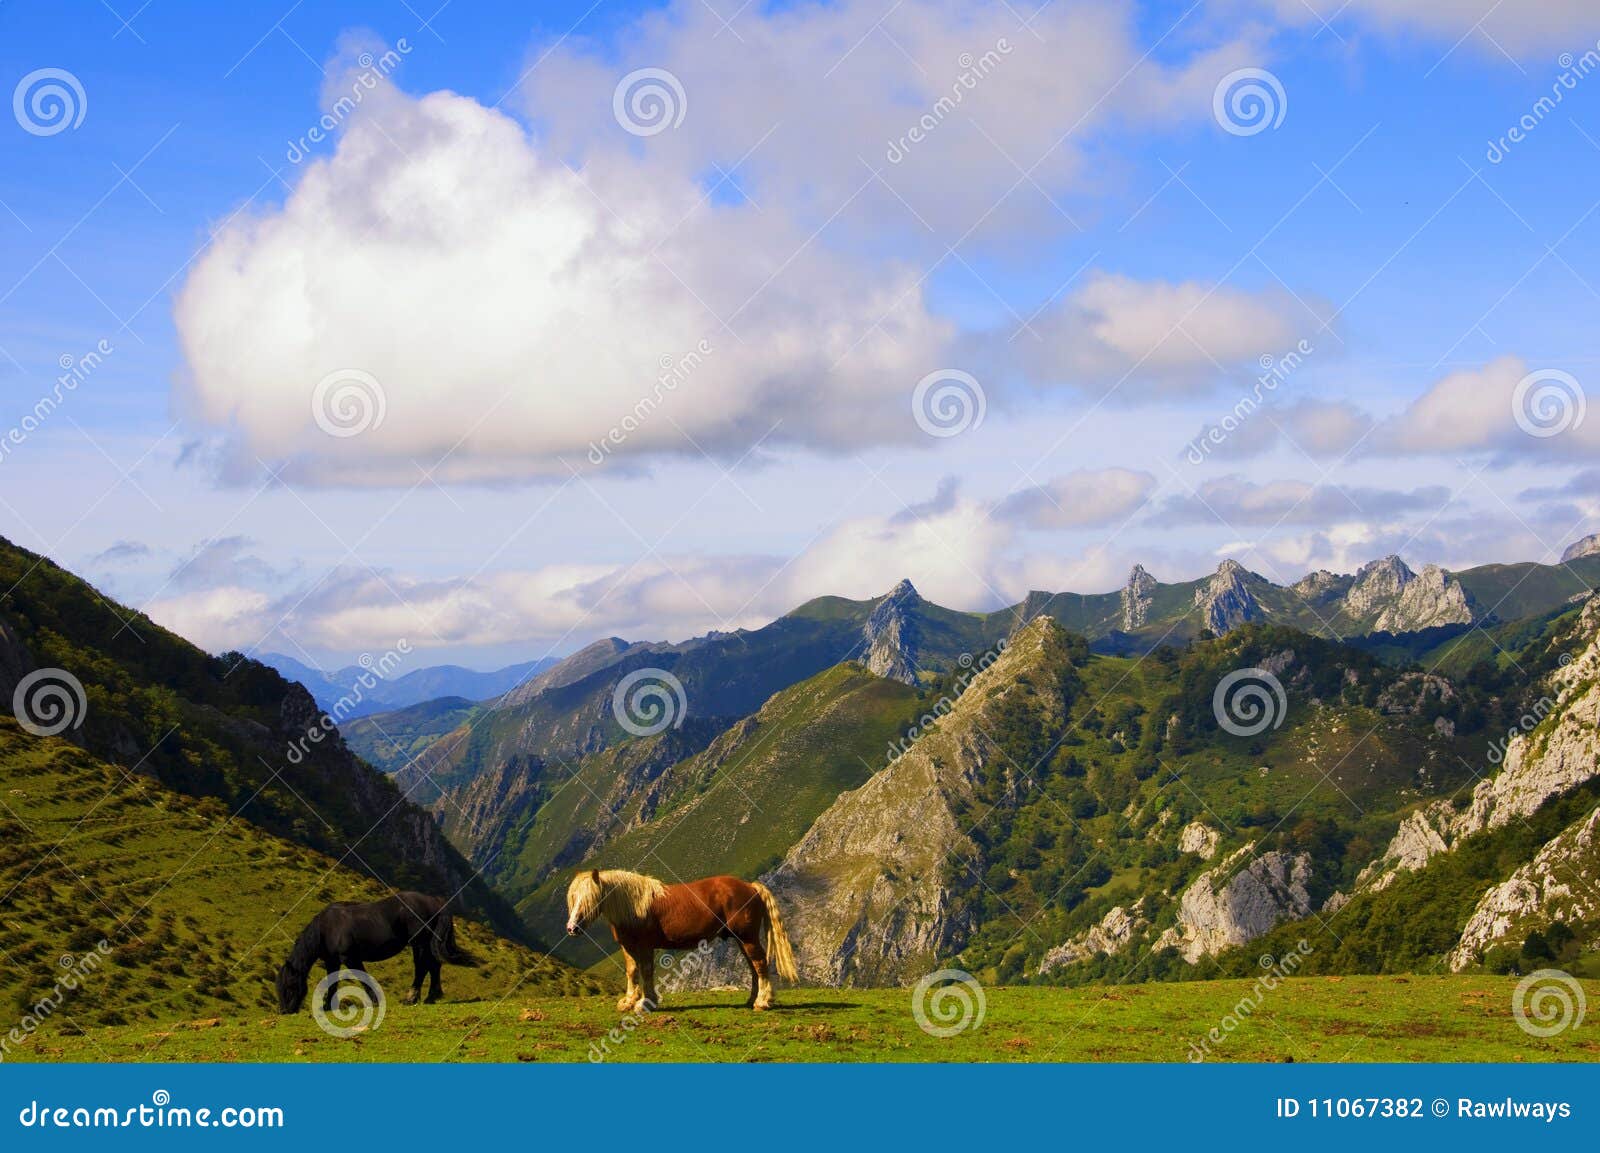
left=256, top=651, right=558, bottom=718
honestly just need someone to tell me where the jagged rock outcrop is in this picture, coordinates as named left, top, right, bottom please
left=1562, top=533, right=1600, bottom=563
left=1343, top=556, right=1475, bottom=633
left=1038, top=900, right=1149, bottom=973
left=1154, top=845, right=1314, bottom=962
left=1193, top=560, right=1264, bottom=634
left=765, top=616, right=1072, bottom=985
left=862, top=579, right=922, bottom=685
left=1121, top=565, right=1157, bottom=631
left=1344, top=556, right=1413, bottom=619
left=1178, top=820, right=1220, bottom=858
left=1448, top=805, right=1600, bottom=970
left=1375, top=671, right=1456, bottom=716
left=1360, top=593, right=1600, bottom=891
left=1292, top=569, right=1341, bottom=598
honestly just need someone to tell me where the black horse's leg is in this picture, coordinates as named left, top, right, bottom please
left=402, top=944, right=422, bottom=1005
left=425, top=959, right=443, bottom=1004
left=322, top=958, right=340, bottom=1011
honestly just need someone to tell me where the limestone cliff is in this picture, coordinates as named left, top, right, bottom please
left=1448, top=805, right=1600, bottom=970
left=1154, top=845, right=1314, bottom=962
left=1359, top=593, right=1600, bottom=892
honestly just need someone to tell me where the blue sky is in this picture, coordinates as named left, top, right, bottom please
left=3, top=0, right=1600, bottom=669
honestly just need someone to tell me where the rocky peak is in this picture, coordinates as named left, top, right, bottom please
left=1120, top=564, right=1157, bottom=631
left=1342, top=556, right=1475, bottom=633
left=1345, top=555, right=1415, bottom=617
left=1193, top=560, right=1264, bottom=634
left=1291, top=569, right=1341, bottom=599
left=863, top=579, right=921, bottom=684
left=1562, top=533, right=1600, bottom=562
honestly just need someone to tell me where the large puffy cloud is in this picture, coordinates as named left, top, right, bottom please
left=172, top=1, right=1281, bottom=486
left=175, top=84, right=951, bottom=485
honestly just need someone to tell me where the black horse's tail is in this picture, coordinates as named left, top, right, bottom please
left=432, top=909, right=477, bottom=967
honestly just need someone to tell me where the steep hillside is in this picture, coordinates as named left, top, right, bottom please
left=0, top=535, right=519, bottom=938
left=0, top=721, right=599, bottom=1057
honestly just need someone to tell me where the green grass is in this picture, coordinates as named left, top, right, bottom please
left=12, top=976, right=1596, bottom=1063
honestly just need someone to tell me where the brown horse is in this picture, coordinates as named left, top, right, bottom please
left=565, top=869, right=797, bottom=1011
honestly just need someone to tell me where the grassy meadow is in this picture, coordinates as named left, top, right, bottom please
left=9, top=976, right=1596, bottom=1063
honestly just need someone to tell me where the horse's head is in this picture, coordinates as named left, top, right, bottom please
left=275, top=961, right=306, bottom=1013
left=566, top=869, right=605, bottom=935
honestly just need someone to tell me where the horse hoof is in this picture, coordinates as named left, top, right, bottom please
left=752, top=1002, right=772, bottom=1012
left=616, top=998, right=636, bottom=1013
left=403, top=992, right=419, bottom=1006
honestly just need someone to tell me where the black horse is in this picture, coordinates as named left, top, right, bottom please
left=275, top=892, right=469, bottom=1013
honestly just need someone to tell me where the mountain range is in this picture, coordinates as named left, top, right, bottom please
left=7, top=531, right=1600, bottom=1001
left=330, top=543, right=1600, bottom=985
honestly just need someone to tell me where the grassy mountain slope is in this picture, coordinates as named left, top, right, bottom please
left=0, top=535, right=518, bottom=937
left=0, top=722, right=600, bottom=1059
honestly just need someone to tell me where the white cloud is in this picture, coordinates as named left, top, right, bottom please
left=1376, top=356, right=1597, bottom=459
left=993, top=467, right=1156, bottom=528
left=1153, top=475, right=1452, bottom=527
left=1019, top=273, right=1327, bottom=396
left=175, top=83, right=952, bottom=485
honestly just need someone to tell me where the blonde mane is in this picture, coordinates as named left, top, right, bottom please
left=568, top=868, right=667, bottom=929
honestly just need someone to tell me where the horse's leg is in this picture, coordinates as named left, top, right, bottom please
left=741, top=937, right=774, bottom=1010
left=404, top=944, right=424, bottom=1005
left=637, top=950, right=658, bottom=1010
left=739, top=940, right=760, bottom=1008
left=322, top=958, right=340, bottom=1011
left=425, top=959, right=443, bottom=1004
left=617, top=948, right=641, bottom=1013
